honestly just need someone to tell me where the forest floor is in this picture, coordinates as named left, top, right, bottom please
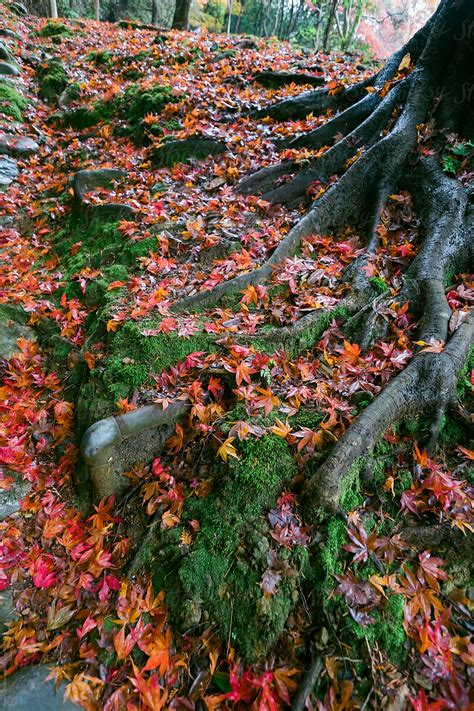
left=0, top=5, right=473, bottom=710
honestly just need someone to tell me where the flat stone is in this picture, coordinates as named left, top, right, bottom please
left=0, top=155, right=18, bottom=189
left=0, top=304, right=36, bottom=357
left=0, top=134, right=39, bottom=156
left=0, top=665, right=77, bottom=710
left=0, top=61, right=21, bottom=76
left=0, top=471, right=30, bottom=519
left=0, top=42, right=12, bottom=62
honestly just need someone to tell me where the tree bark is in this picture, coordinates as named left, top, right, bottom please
left=172, top=0, right=191, bottom=30
left=93, top=0, right=100, bottom=21
left=50, top=0, right=58, bottom=18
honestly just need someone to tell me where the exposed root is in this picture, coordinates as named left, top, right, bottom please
left=303, top=316, right=473, bottom=515
left=239, top=76, right=411, bottom=204
left=291, top=657, right=323, bottom=711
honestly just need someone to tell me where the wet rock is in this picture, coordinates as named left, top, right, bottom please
left=151, top=136, right=226, bottom=167
left=0, top=471, right=30, bottom=519
left=0, top=133, right=39, bottom=156
left=0, top=304, right=36, bottom=357
left=0, top=155, right=18, bottom=189
left=0, top=665, right=78, bottom=710
left=0, top=42, right=12, bottom=62
left=0, top=61, right=21, bottom=77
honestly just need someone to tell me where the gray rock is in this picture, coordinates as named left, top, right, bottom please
left=0, top=471, right=30, bottom=519
left=0, top=588, right=16, bottom=633
left=73, top=168, right=136, bottom=221
left=0, top=61, right=21, bottom=76
left=0, top=665, right=78, bottom=710
left=0, top=134, right=39, bottom=156
left=0, top=155, right=18, bottom=189
left=73, top=167, right=126, bottom=202
left=0, top=42, right=12, bottom=62
left=81, top=402, right=189, bottom=500
left=0, top=304, right=36, bottom=358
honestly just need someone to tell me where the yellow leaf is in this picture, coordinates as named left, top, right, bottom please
left=217, top=437, right=239, bottom=462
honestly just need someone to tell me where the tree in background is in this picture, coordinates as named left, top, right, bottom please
left=171, top=0, right=191, bottom=27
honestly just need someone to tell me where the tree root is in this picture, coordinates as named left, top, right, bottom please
left=303, top=315, right=473, bottom=515
left=291, top=658, right=323, bottom=711
left=253, top=70, right=326, bottom=89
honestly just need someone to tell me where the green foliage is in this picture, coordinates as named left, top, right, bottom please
left=442, top=141, right=473, bottom=175
left=37, top=58, right=68, bottom=101
left=0, top=80, right=27, bottom=121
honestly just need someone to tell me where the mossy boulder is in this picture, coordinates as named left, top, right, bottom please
left=37, top=21, right=71, bottom=38
left=0, top=80, right=27, bottom=121
left=37, top=58, right=68, bottom=102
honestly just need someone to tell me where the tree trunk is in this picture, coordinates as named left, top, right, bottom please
left=322, top=0, right=337, bottom=49
left=49, top=0, right=58, bottom=18
left=171, top=0, right=191, bottom=30
left=151, top=0, right=159, bottom=25
left=93, top=0, right=100, bottom=21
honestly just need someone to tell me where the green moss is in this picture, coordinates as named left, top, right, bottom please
left=37, top=58, right=68, bottom=101
left=320, top=518, right=347, bottom=584
left=369, top=276, right=389, bottom=294
left=86, top=50, right=113, bottom=66
left=339, top=460, right=363, bottom=511
left=346, top=593, right=407, bottom=667
left=38, top=20, right=71, bottom=37
left=0, top=80, right=27, bottom=121
left=152, top=434, right=299, bottom=661
left=104, top=325, right=215, bottom=400
left=456, top=345, right=473, bottom=399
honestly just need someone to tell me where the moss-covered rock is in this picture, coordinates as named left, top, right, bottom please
left=37, top=20, right=71, bottom=38
left=37, top=58, right=68, bottom=102
left=0, top=80, right=27, bottom=121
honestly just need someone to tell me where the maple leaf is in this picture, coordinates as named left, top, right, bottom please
left=344, top=524, right=378, bottom=564
left=269, top=418, right=292, bottom=438
left=217, top=437, right=239, bottom=462
left=114, top=625, right=136, bottom=660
